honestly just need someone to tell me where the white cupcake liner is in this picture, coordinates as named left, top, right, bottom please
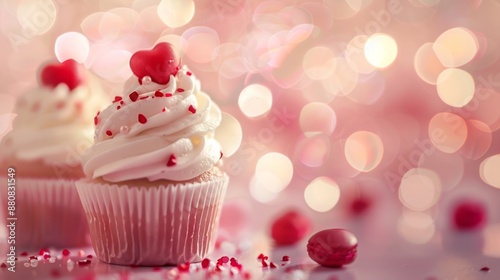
left=0, top=177, right=90, bottom=250
left=76, top=175, right=228, bottom=266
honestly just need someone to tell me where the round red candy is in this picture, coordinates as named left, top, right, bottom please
left=452, top=200, right=486, bottom=230
left=307, top=229, right=358, bottom=268
left=271, top=210, right=311, bottom=246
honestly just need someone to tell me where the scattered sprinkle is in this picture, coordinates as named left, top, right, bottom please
left=117, top=106, right=121, bottom=110
left=188, top=105, right=196, bottom=114
left=113, top=96, right=122, bottom=103
left=39, top=248, right=49, bottom=256
left=282, top=255, right=290, bottom=261
left=177, top=88, right=185, bottom=92
left=87, top=255, right=93, bottom=259
left=162, top=107, right=166, bottom=112
left=78, top=259, right=91, bottom=266
left=165, top=93, right=173, bottom=97
left=270, top=262, right=277, bottom=269
left=106, top=130, right=113, bottom=136
left=186, top=71, right=192, bottom=76
left=138, top=77, right=143, bottom=85
left=480, top=266, right=490, bottom=272
left=166, top=154, right=177, bottom=167
left=62, top=249, right=70, bottom=257
left=129, top=91, right=139, bottom=102
left=155, top=90, right=164, bottom=97
left=20, top=252, right=28, bottom=257
left=202, top=258, right=210, bottom=269
left=177, top=262, right=190, bottom=273
left=0, top=263, right=7, bottom=268
left=138, top=114, right=147, bottom=124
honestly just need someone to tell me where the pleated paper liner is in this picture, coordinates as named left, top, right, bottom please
left=0, top=177, right=91, bottom=251
left=76, top=174, right=228, bottom=266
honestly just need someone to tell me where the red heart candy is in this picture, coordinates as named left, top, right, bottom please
left=129, top=42, right=180, bottom=85
left=40, top=59, right=82, bottom=91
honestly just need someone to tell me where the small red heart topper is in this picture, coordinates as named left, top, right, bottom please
left=129, top=42, right=180, bottom=85
left=40, top=59, right=82, bottom=91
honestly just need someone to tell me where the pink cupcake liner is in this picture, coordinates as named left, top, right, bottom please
left=0, top=177, right=91, bottom=250
left=76, top=175, right=228, bottom=266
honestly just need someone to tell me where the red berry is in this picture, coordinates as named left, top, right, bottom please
left=271, top=210, right=312, bottom=246
left=166, top=154, right=176, bottom=167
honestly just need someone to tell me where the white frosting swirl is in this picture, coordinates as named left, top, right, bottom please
left=81, top=66, right=222, bottom=182
left=0, top=73, right=108, bottom=167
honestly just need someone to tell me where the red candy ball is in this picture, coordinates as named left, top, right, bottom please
left=271, top=210, right=311, bottom=246
left=307, top=229, right=358, bottom=268
left=452, top=200, right=486, bottom=230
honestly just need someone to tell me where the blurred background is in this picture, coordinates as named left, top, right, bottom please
left=1, top=0, right=500, bottom=253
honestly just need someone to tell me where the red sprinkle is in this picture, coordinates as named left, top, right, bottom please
left=20, top=252, right=28, bottom=257
left=166, top=154, right=177, bottom=167
left=257, top=254, right=265, bottom=260
left=165, top=93, right=173, bottom=97
left=138, top=77, right=143, bottom=85
left=120, top=101, right=124, bottom=105
left=138, top=114, right=147, bottom=124
left=177, top=88, right=185, bottom=92
left=282, top=256, right=290, bottom=261
left=162, top=108, right=166, bottom=112
left=188, top=105, right=196, bottom=114
left=87, top=255, right=93, bottom=259
left=261, top=259, right=268, bottom=267
left=177, top=262, right=190, bottom=273
left=154, top=90, right=164, bottom=97
left=139, top=96, right=148, bottom=100
left=129, top=91, right=139, bottom=102
left=215, top=265, right=222, bottom=272
left=480, top=266, right=490, bottom=272
left=39, top=248, right=49, bottom=255
left=78, top=259, right=92, bottom=266
left=270, top=262, right=277, bottom=269
left=117, top=106, right=121, bottom=110
left=113, top=96, right=122, bottom=103
left=62, top=249, right=70, bottom=256
left=220, top=256, right=229, bottom=263
left=29, top=256, right=37, bottom=260
left=201, top=258, right=210, bottom=269
left=186, top=71, right=192, bottom=76
left=106, top=130, right=113, bottom=137
left=43, top=254, right=51, bottom=259
left=0, top=263, right=7, bottom=268
left=152, top=267, right=162, bottom=271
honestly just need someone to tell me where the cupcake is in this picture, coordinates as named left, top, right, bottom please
left=76, top=42, right=228, bottom=266
left=0, top=59, right=108, bottom=250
